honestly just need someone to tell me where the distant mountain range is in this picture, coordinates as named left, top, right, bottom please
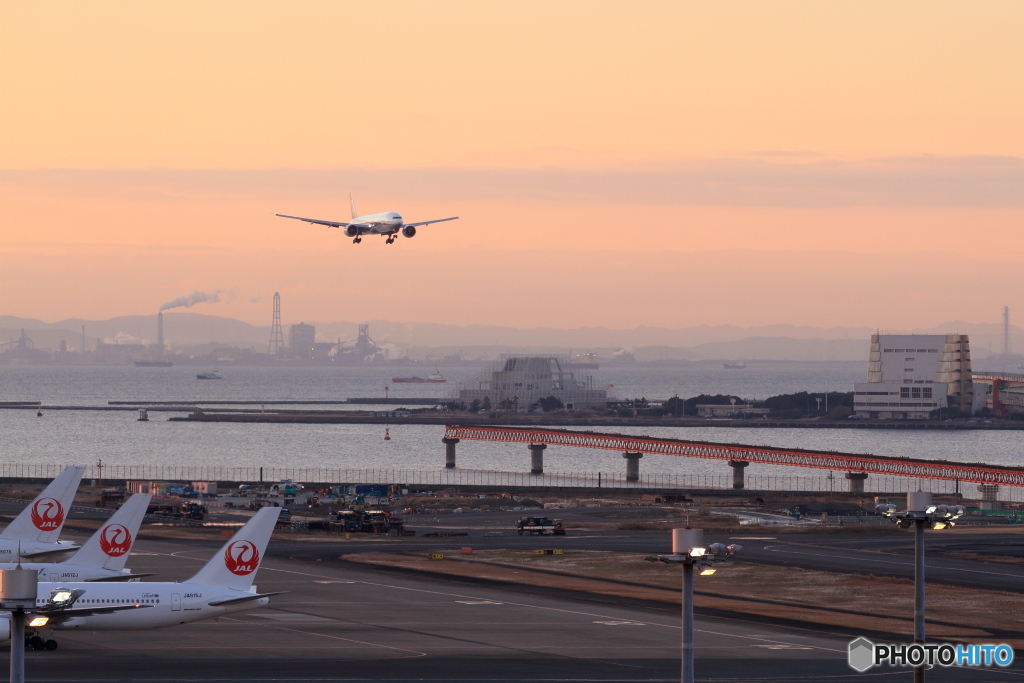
left=0, top=313, right=1018, bottom=362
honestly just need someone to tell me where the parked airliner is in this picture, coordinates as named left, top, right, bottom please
left=0, top=493, right=152, bottom=583
left=275, top=194, right=458, bottom=244
left=0, top=466, right=85, bottom=559
left=13, top=507, right=281, bottom=651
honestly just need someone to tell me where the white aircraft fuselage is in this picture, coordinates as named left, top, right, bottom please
left=0, top=563, right=132, bottom=583
left=31, top=581, right=271, bottom=631
left=0, top=541, right=78, bottom=561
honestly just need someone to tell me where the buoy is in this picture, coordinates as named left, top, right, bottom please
left=383, top=427, right=391, bottom=441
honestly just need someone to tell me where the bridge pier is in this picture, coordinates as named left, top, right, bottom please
left=442, top=437, right=459, bottom=469
left=622, top=452, right=643, bottom=482
left=529, top=443, right=547, bottom=475
left=845, top=472, right=868, bottom=494
left=728, top=461, right=749, bottom=489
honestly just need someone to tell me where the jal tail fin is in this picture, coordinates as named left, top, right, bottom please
left=0, top=466, right=85, bottom=544
left=349, top=192, right=359, bottom=221
left=66, top=493, right=152, bottom=571
left=187, top=507, right=280, bottom=590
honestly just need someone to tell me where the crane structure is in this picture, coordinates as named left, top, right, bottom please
left=268, top=292, right=284, bottom=356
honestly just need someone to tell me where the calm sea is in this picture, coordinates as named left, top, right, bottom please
left=0, top=363, right=1020, bottom=483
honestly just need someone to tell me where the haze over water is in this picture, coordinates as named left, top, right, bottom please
left=2, top=364, right=1021, bottom=497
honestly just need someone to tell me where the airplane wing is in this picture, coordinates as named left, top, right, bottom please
left=34, top=603, right=152, bottom=625
left=208, top=591, right=287, bottom=607
left=20, top=546, right=80, bottom=559
left=88, top=573, right=158, bottom=582
left=403, top=216, right=459, bottom=228
left=274, top=213, right=350, bottom=228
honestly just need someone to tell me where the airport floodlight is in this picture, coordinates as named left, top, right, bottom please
left=46, top=588, right=83, bottom=610
left=645, top=529, right=741, bottom=683
left=873, top=491, right=963, bottom=683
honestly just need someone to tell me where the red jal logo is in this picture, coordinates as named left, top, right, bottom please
left=98, top=523, right=132, bottom=557
left=30, top=498, right=65, bottom=531
left=224, top=540, right=260, bottom=576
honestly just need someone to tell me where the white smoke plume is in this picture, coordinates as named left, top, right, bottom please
left=159, top=290, right=222, bottom=312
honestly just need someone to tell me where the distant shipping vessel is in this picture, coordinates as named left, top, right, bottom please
left=134, top=361, right=173, bottom=367
left=391, top=372, right=446, bottom=383
left=723, top=362, right=747, bottom=369
left=196, top=370, right=222, bottom=380
left=569, top=353, right=600, bottom=370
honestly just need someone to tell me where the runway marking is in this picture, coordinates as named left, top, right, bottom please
left=221, top=617, right=427, bottom=657
left=593, top=620, right=645, bottom=626
left=455, top=600, right=503, bottom=604
left=144, top=547, right=844, bottom=654
left=762, top=544, right=1024, bottom=579
left=251, top=613, right=336, bottom=623
left=752, top=643, right=814, bottom=650
left=313, top=580, right=356, bottom=584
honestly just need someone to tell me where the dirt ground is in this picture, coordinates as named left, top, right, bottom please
left=346, top=549, right=1024, bottom=645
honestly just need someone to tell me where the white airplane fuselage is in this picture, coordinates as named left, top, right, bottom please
left=0, top=563, right=132, bottom=583
left=29, top=581, right=270, bottom=633
left=353, top=211, right=403, bottom=235
left=0, top=540, right=78, bottom=561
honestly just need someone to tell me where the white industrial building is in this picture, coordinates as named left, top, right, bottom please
left=458, top=355, right=609, bottom=411
left=853, top=334, right=974, bottom=419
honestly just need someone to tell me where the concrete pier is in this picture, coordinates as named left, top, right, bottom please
left=622, top=452, right=643, bottom=482
left=529, top=443, right=547, bottom=475
left=728, top=460, right=749, bottom=489
left=442, top=437, right=460, bottom=469
left=845, top=472, right=868, bottom=494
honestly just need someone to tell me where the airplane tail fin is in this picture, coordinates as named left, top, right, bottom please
left=0, top=466, right=85, bottom=544
left=187, top=507, right=280, bottom=591
left=349, top=192, right=359, bottom=221
left=66, top=493, right=152, bottom=571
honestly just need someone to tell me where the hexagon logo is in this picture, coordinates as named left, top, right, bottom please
left=848, top=637, right=875, bottom=672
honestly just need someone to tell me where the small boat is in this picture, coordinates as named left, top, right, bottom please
left=196, top=370, right=222, bottom=380
left=391, top=371, right=446, bottom=383
left=723, top=362, right=747, bottom=369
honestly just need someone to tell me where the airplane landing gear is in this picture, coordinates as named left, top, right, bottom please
left=385, top=236, right=395, bottom=244
left=26, top=635, right=58, bottom=651
left=352, top=237, right=362, bottom=244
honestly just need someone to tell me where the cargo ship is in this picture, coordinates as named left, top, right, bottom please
left=722, top=362, right=747, bottom=369
left=391, top=372, right=446, bottom=383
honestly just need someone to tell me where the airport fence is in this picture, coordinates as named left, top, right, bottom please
left=0, top=463, right=1021, bottom=501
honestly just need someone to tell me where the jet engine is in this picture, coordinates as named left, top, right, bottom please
left=402, top=225, right=417, bottom=238
left=345, top=226, right=359, bottom=238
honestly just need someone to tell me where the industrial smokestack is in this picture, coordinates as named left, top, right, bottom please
left=157, top=311, right=164, bottom=349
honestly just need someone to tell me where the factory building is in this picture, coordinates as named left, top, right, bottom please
left=289, top=323, right=316, bottom=360
left=853, top=334, right=974, bottom=419
left=459, top=355, right=608, bottom=411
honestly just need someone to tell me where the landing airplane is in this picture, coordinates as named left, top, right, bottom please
left=14, top=506, right=281, bottom=651
left=0, top=466, right=85, bottom=559
left=275, top=194, right=458, bottom=244
left=0, top=493, right=152, bottom=583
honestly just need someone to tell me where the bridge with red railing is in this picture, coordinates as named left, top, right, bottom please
left=443, top=424, right=1024, bottom=488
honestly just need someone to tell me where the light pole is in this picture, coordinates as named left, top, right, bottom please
left=876, top=492, right=964, bottom=683
left=0, top=565, right=39, bottom=683
left=646, top=529, right=741, bottom=683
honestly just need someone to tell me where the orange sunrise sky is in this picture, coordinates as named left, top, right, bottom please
left=2, top=1, right=1022, bottom=330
